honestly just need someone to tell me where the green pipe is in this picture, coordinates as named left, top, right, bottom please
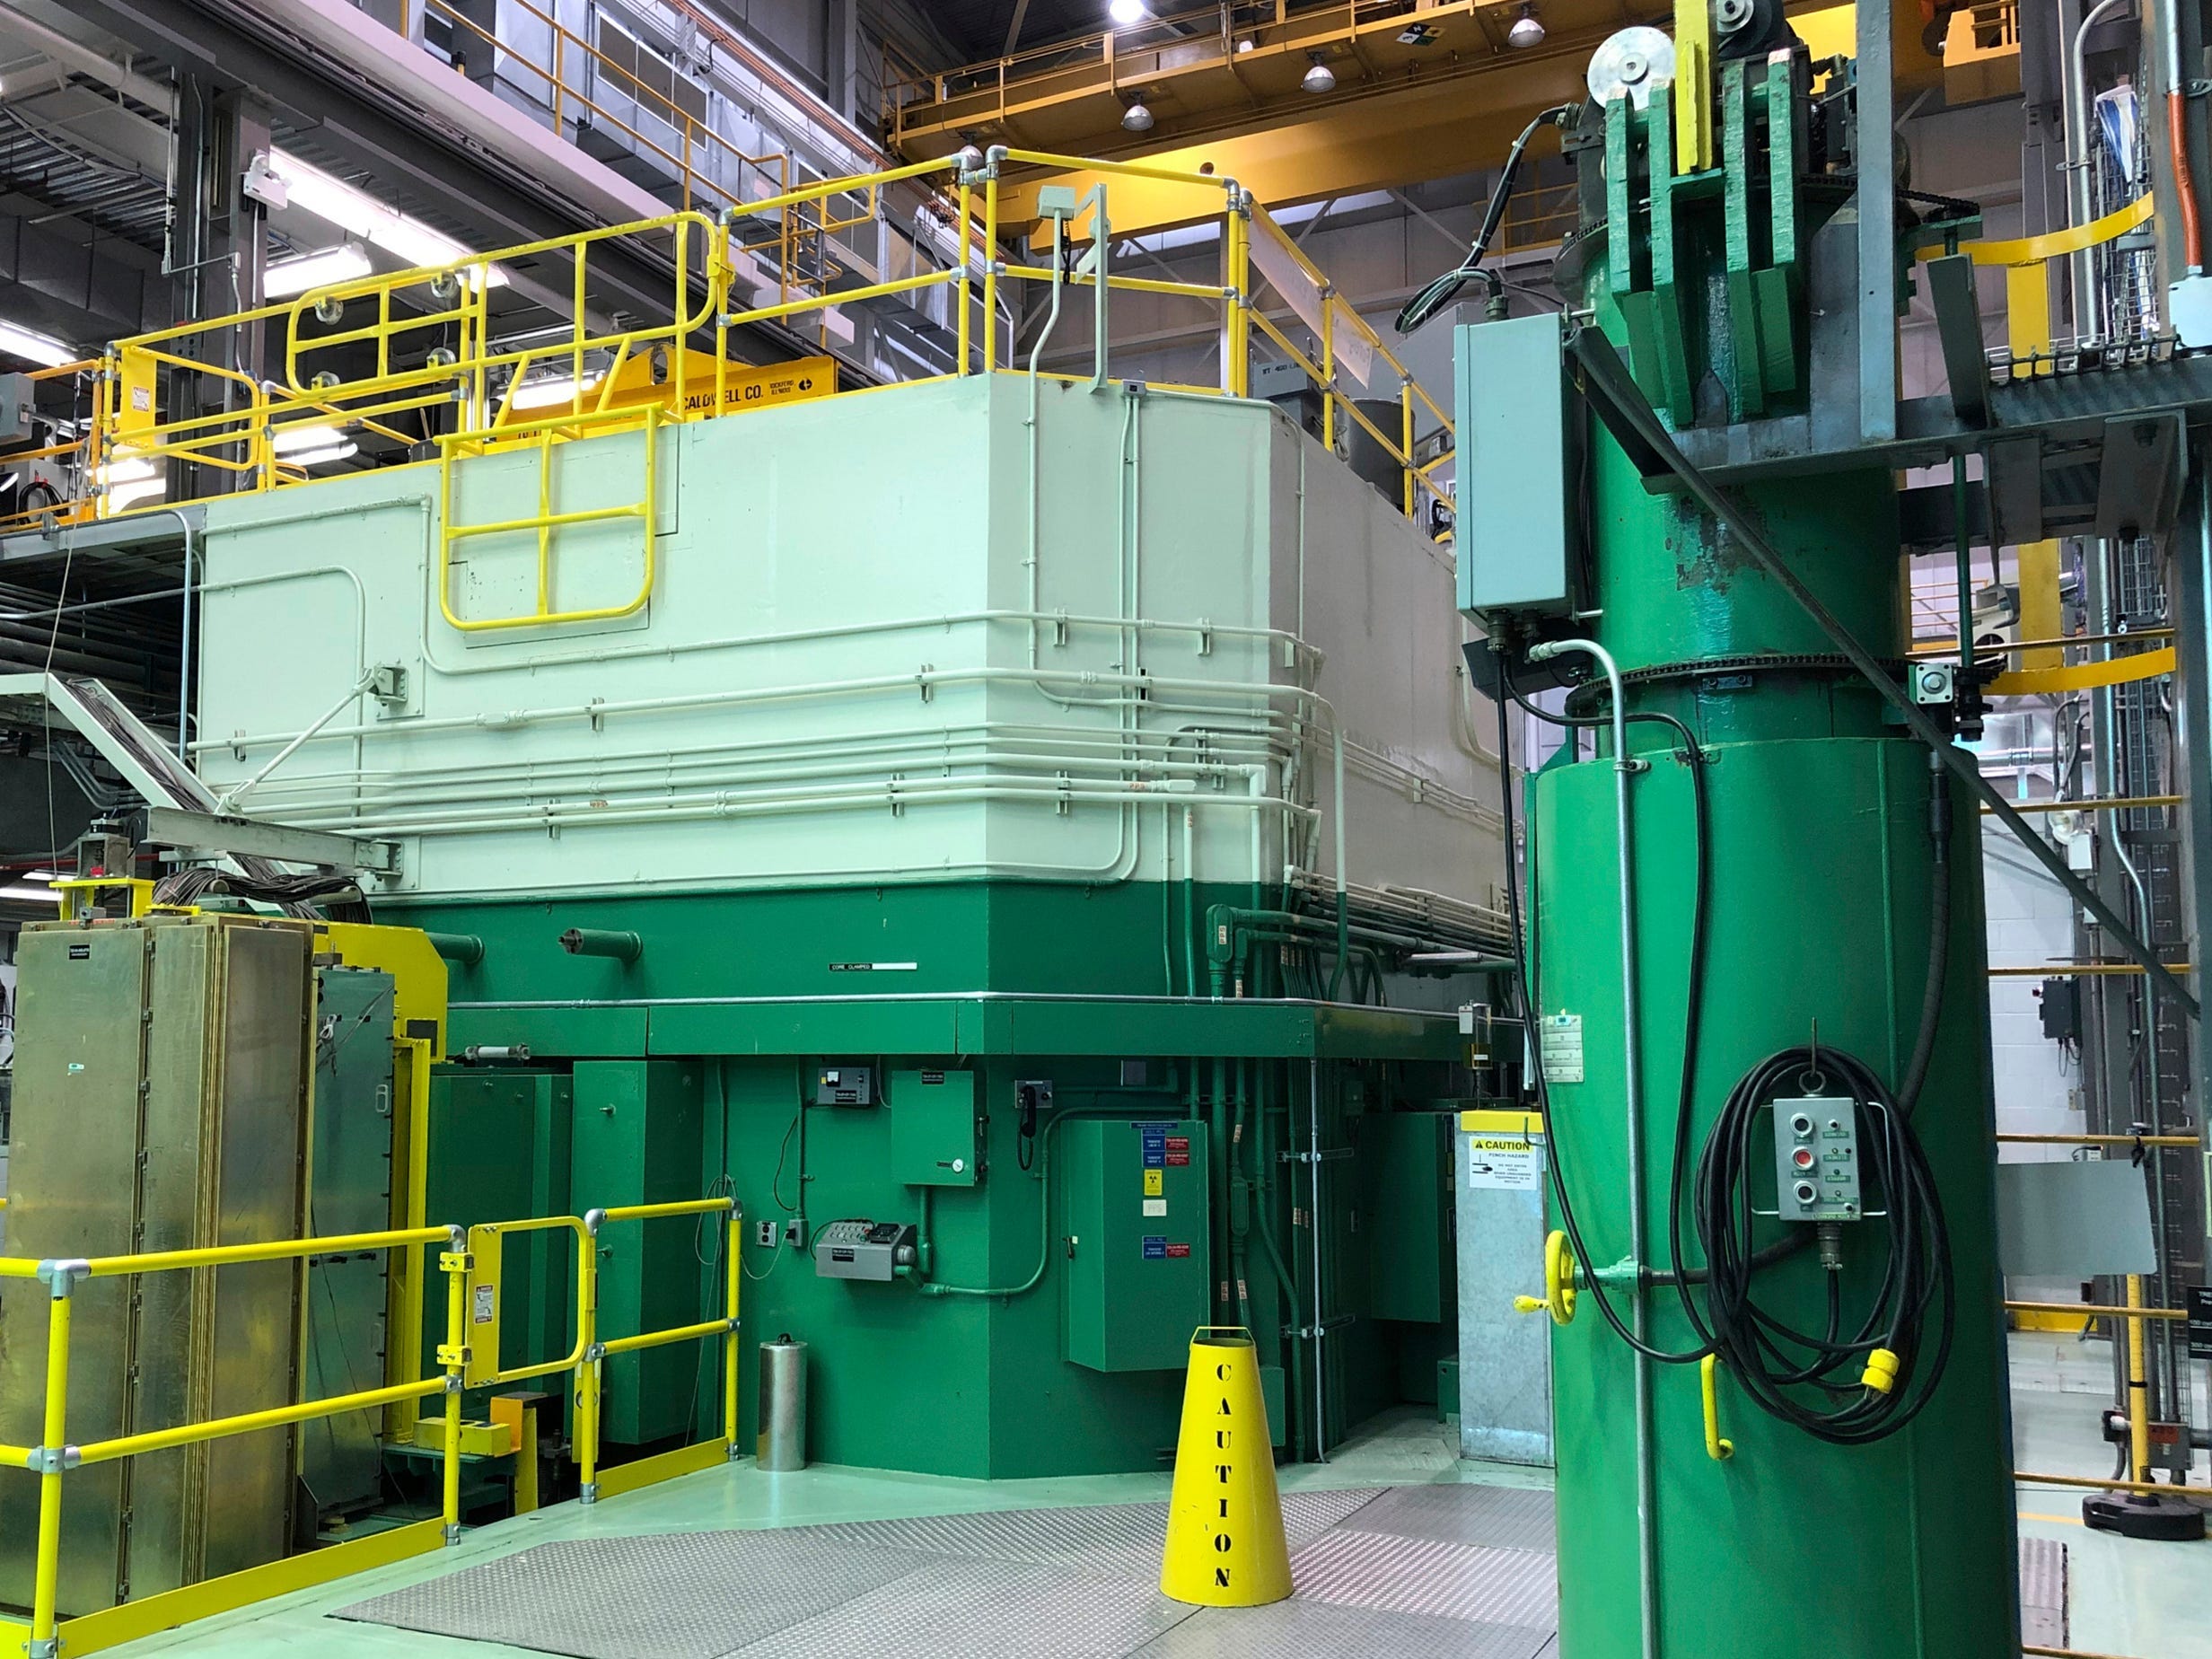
left=917, top=1107, right=1134, bottom=1297
left=424, top=931, right=484, bottom=966
left=559, top=927, right=643, bottom=962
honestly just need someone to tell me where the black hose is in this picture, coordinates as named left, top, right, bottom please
left=1395, top=105, right=1577, bottom=334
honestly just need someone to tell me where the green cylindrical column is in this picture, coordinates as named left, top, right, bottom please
left=1530, top=432, right=2017, bottom=1653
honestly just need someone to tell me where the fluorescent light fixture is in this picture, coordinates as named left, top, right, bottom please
left=260, top=149, right=505, bottom=285
left=282, top=440, right=359, bottom=467
left=265, top=242, right=373, bottom=299
left=0, top=318, right=77, bottom=368
left=509, top=372, right=604, bottom=409
left=1108, top=0, right=1146, bottom=23
left=272, top=422, right=345, bottom=454
left=1121, top=99, right=1154, bottom=132
left=0, top=883, right=59, bottom=903
left=108, top=478, right=166, bottom=511
left=1302, top=53, right=1337, bottom=92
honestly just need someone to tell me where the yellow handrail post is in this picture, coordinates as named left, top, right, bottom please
left=2125, top=1273, right=2152, bottom=1486
left=956, top=178, right=974, bottom=375
left=1321, top=298, right=1337, bottom=452
left=577, top=1210, right=603, bottom=1503
left=28, top=1261, right=83, bottom=1659
left=723, top=1209, right=743, bottom=1454
left=1224, top=189, right=1250, bottom=398
left=1400, top=378, right=1415, bottom=519
left=983, top=168, right=1000, bottom=373
left=440, top=1242, right=467, bottom=1544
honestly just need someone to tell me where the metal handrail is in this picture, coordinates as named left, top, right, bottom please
left=0, top=1194, right=742, bottom=1657
left=65, top=153, right=1454, bottom=540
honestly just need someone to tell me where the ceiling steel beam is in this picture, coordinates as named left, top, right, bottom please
left=68, top=0, right=821, bottom=366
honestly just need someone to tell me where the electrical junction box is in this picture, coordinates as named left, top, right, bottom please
left=1774, top=1097, right=1863, bottom=1223
left=816, top=1065, right=875, bottom=1106
left=891, top=1068, right=979, bottom=1186
left=814, top=1220, right=917, bottom=1281
left=1453, top=313, right=1571, bottom=622
left=1062, top=1118, right=1210, bottom=1372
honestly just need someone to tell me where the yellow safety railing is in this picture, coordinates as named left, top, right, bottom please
left=719, top=145, right=1453, bottom=521
left=0, top=1194, right=739, bottom=1658
left=72, top=150, right=1450, bottom=549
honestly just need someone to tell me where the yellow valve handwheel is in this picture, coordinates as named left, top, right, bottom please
left=1513, top=1229, right=1579, bottom=1325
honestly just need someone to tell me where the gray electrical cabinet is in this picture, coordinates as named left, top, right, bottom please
left=1454, top=314, right=1571, bottom=622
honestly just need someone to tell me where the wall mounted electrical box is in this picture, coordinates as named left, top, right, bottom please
left=891, top=1068, right=979, bottom=1186
left=1062, top=1118, right=1210, bottom=1372
left=1454, top=313, right=1572, bottom=622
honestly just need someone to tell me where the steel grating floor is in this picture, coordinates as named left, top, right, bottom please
left=336, top=1484, right=1562, bottom=1659
left=335, top=1476, right=2065, bottom=1659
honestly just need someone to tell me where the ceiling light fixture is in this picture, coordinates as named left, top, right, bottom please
left=1506, top=4, right=1546, bottom=48
left=259, top=149, right=506, bottom=284
left=282, top=440, right=359, bottom=468
left=1108, top=0, right=1146, bottom=24
left=1234, top=35, right=1255, bottom=52
left=272, top=422, right=347, bottom=453
left=1302, top=53, right=1337, bottom=92
left=265, top=242, right=373, bottom=300
left=0, top=319, right=78, bottom=368
left=1121, top=98, right=1155, bottom=132
left=509, top=372, right=607, bottom=410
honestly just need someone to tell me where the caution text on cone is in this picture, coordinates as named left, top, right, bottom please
left=1160, top=1327, right=1292, bottom=1607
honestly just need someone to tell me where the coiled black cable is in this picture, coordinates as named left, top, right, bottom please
left=1694, top=1046, right=1955, bottom=1444
left=1494, top=652, right=1960, bottom=1438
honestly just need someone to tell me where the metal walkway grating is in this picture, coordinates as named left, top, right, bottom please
left=335, top=1482, right=1558, bottom=1659
left=335, top=1480, right=2055, bottom=1658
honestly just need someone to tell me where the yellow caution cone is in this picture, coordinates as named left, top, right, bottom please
left=1160, top=1326, right=1292, bottom=1607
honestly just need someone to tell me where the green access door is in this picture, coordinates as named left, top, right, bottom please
left=1063, top=1117, right=1210, bottom=1371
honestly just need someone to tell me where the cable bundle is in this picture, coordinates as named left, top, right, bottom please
left=1691, top=1046, right=1955, bottom=1444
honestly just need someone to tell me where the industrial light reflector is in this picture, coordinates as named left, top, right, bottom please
left=259, top=150, right=505, bottom=285
left=265, top=242, right=373, bottom=299
left=272, top=422, right=346, bottom=453
left=1302, top=54, right=1337, bottom=92
left=1506, top=4, right=1546, bottom=47
left=1108, top=0, right=1146, bottom=24
left=0, top=319, right=78, bottom=368
left=282, top=439, right=359, bottom=467
left=1121, top=99, right=1154, bottom=132
left=509, top=372, right=605, bottom=409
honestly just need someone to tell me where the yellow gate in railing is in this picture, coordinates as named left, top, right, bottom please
left=0, top=1196, right=740, bottom=1659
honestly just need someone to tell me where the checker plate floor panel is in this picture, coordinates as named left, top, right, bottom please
left=336, top=1481, right=2057, bottom=1658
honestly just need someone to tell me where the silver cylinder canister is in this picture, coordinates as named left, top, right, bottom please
left=757, top=1334, right=808, bottom=1471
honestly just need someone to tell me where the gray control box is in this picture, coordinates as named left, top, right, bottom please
left=1453, top=313, right=1570, bottom=622
left=813, top=1219, right=916, bottom=1280
left=1774, top=1097, right=1863, bottom=1222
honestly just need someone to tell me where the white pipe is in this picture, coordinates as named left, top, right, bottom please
left=308, top=778, right=1312, bottom=841
left=1527, top=635, right=1655, bottom=1659
left=0, top=1, right=177, bottom=111
left=212, top=664, right=381, bottom=812
left=1026, top=215, right=1069, bottom=676
left=2067, top=0, right=2135, bottom=339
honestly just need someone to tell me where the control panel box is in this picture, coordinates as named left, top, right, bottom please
left=816, top=1065, right=875, bottom=1106
left=890, top=1068, right=979, bottom=1186
left=1062, top=1118, right=1210, bottom=1372
left=1773, top=1097, right=1863, bottom=1222
left=1453, top=313, right=1572, bottom=622
left=814, top=1220, right=917, bottom=1281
